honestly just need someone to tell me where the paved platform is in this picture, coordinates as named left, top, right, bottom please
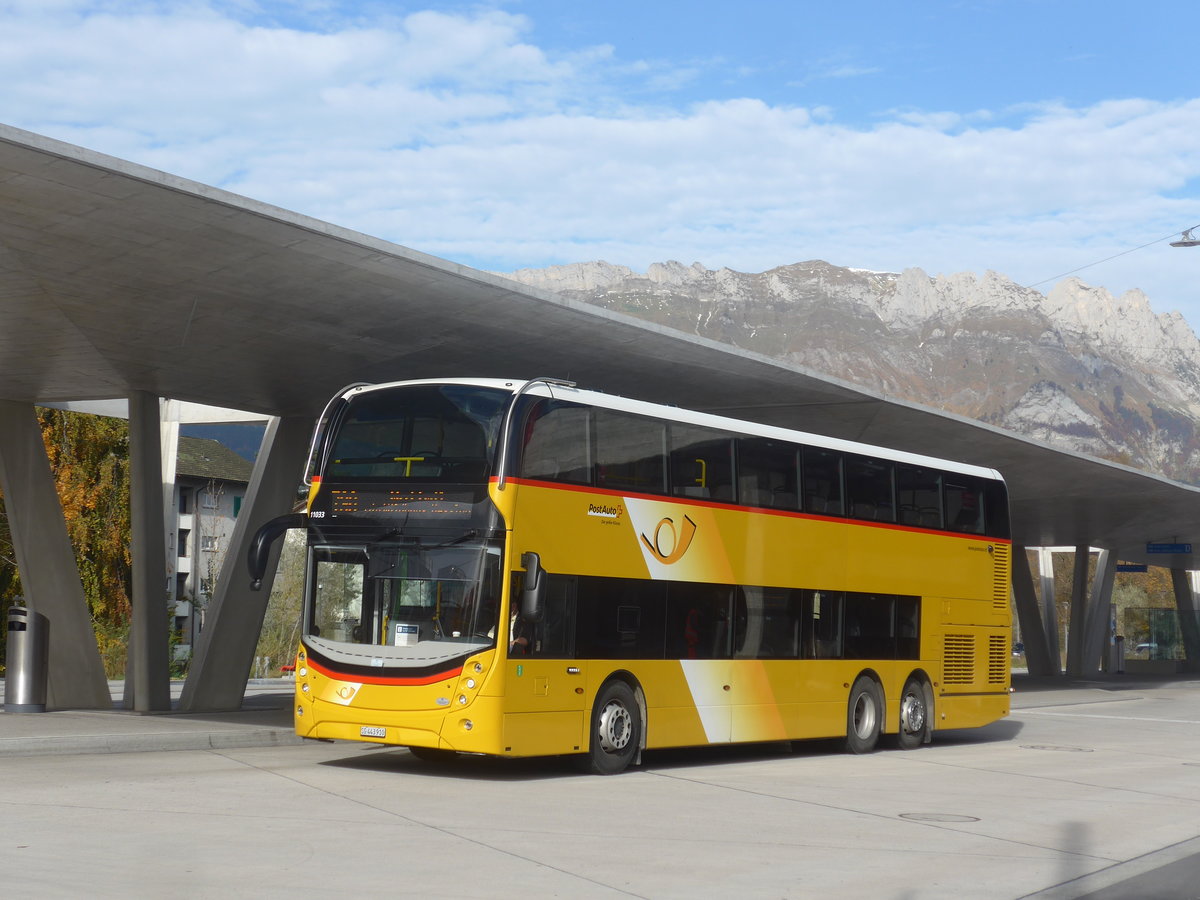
left=1, top=673, right=1199, bottom=898
left=0, top=678, right=301, bottom=756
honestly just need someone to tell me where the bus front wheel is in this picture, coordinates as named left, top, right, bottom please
left=581, top=680, right=641, bottom=775
left=845, top=675, right=883, bottom=754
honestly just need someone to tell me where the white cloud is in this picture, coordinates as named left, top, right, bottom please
left=2, top=2, right=1200, bottom=325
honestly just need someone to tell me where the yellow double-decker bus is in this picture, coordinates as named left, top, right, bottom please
left=250, top=377, right=1011, bottom=774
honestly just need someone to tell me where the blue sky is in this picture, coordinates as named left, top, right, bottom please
left=3, top=1, right=1199, bottom=328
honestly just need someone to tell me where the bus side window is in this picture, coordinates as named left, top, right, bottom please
left=802, top=448, right=843, bottom=516
left=526, top=573, right=577, bottom=658
left=843, top=593, right=895, bottom=659
left=737, top=438, right=800, bottom=510
left=520, top=401, right=593, bottom=485
left=574, top=576, right=667, bottom=659
left=896, top=596, right=920, bottom=659
left=845, top=455, right=895, bottom=523
left=669, top=425, right=735, bottom=501
left=946, top=478, right=984, bottom=533
left=595, top=411, right=667, bottom=494
left=802, top=590, right=843, bottom=659
left=896, top=465, right=942, bottom=529
left=666, top=582, right=732, bottom=659
left=734, top=586, right=802, bottom=658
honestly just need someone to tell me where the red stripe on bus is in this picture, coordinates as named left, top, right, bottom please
left=306, top=656, right=463, bottom=686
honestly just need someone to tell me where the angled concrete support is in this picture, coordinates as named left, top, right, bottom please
left=1012, top=545, right=1056, bottom=675
left=0, top=401, right=110, bottom=709
left=179, top=415, right=311, bottom=712
left=1036, top=548, right=1062, bottom=673
left=1171, top=568, right=1200, bottom=671
left=128, top=391, right=171, bottom=711
left=1080, top=550, right=1115, bottom=674
left=1066, top=546, right=1092, bottom=676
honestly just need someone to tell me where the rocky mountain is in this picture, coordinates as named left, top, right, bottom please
left=500, top=260, right=1200, bottom=485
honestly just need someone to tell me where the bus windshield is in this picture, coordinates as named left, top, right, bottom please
left=307, top=540, right=502, bottom=659
left=324, top=384, right=508, bottom=482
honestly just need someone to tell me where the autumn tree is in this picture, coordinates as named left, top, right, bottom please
left=0, top=409, right=131, bottom=675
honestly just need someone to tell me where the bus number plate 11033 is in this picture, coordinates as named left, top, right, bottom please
left=359, top=726, right=386, bottom=738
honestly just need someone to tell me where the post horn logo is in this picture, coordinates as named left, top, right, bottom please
left=640, top=514, right=697, bottom=564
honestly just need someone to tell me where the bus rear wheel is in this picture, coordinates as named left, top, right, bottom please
left=581, top=680, right=641, bottom=775
left=845, top=675, right=883, bottom=754
left=895, top=677, right=930, bottom=750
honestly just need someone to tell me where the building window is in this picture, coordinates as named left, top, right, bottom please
left=201, top=535, right=219, bottom=552
left=201, top=491, right=218, bottom=509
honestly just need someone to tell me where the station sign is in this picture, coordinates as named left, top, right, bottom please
left=1145, top=542, right=1193, bottom=554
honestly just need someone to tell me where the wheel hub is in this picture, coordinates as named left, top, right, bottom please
left=598, top=700, right=633, bottom=753
left=901, top=692, right=926, bottom=733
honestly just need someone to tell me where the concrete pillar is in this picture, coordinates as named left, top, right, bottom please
left=0, top=401, right=111, bottom=709
left=1012, top=545, right=1057, bottom=675
left=161, top=399, right=181, bottom=605
left=179, top=416, right=311, bottom=712
left=1171, top=568, right=1200, bottom=671
left=1036, top=548, right=1061, bottom=671
left=1066, top=546, right=1091, bottom=676
left=128, top=391, right=171, bottom=711
left=1081, top=550, right=1115, bottom=674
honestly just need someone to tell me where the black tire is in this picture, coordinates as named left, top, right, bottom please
left=895, top=676, right=930, bottom=751
left=408, top=746, right=458, bottom=763
left=845, top=675, right=883, bottom=754
left=581, top=680, right=641, bottom=775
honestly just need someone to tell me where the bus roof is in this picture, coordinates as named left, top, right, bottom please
left=339, top=377, right=1005, bottom=483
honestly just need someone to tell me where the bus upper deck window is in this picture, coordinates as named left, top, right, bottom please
left=945, top=480, right=984, bottom=534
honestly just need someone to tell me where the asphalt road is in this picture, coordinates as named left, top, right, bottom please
left=2, top=675, right=1199, bottom=899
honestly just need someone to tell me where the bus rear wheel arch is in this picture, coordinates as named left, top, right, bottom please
left=845, top=673, right=884, bottom=754
left=580, top=677, right=644, bottom=775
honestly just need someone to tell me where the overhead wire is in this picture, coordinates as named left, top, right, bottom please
left=1025, top=224, right=1200, bottom=290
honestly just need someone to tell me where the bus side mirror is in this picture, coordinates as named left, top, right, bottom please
left=248, top=513, right=307, bottom=590
left=519, top=551, right=546, bottom=623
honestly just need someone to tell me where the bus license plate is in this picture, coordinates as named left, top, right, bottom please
left=360, top=726, right=386, bottom=738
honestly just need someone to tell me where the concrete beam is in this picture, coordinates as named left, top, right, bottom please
left=0, top=401, right=110, bottom=709
left=127, top=391, right=171, bottom=711
left=179, top=415, right=311, bottom=712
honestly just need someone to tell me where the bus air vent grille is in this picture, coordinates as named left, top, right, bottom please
left=991, top=543, right=1011, bottom=613
left=988, top=635, right=1008, bottom=683
left=943, top=634, right=975, bottom=684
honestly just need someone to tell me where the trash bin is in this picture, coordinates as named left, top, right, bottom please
left=4, top=607, right=49, bottom=713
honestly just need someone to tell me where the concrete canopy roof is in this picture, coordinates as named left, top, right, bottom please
left=3, top=122, right=1199, bottom=566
